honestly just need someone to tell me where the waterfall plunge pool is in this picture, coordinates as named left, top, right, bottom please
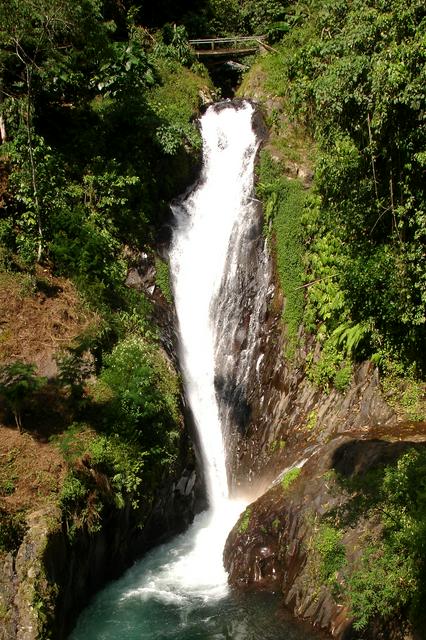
left=70, top=510, right=325, bottom=640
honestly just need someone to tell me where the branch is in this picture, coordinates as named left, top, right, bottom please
left=294, top=273, right=337, bottom=290
left=367, top=113, right=379, bottom=202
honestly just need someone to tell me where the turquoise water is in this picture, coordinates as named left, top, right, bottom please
left=70, top=513, right=325, bottom=640
left=71, top=588, right=321, bottom=640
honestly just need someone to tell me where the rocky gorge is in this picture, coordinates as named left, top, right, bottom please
left=1, top=96, right=425, bottom=640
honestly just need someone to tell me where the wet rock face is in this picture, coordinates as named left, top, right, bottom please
left=226, top=303, right=398, bottom=495
left=224, top=436, right=426, bottom=639
left=218, top=209, right=425, bottom=637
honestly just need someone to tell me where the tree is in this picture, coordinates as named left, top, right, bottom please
left=0, top=361, right=44, bottom=431
left=0, top=0, right=107, bottom=262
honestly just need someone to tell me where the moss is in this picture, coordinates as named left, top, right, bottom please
left=257, top=151, right=306, bottom=358
left=281, top=467, right=301, bottom=491
left=269, top=438, right=286, bottom=453
left=239, top=507, right=252, bottom=534
left=305, top=410, right=318, bottom=431
left=272, top=517, right=281, bottom=531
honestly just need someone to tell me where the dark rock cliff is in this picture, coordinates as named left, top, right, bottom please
left=222, top=238, right=426, bottom=639
left=215, top=101, right=426, bottom=636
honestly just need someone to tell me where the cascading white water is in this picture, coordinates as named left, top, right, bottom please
left=155, top=100, right=261, bottom=595
left=169, top=101, right=260, bottom=510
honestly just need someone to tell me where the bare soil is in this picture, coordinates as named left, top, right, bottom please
left=0, top=425, right=66, bottom=515
left=0, top=266, right=99, bottom=520
left=0, top=266, right=99, bottom=377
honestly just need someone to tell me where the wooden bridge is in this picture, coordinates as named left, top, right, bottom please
left=189, top=36, right=267, bottom=58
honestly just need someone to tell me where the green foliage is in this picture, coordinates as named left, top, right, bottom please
left=154, top=25, right=196, bottom=67
left=0, top=361, right=45, bottom=431
left=51, top=423, right=92, bottom=465
left=379, top=360, right=425, bottom=422
left=332, top=448, right=426, bottom=630
left=313, top=524, right=346, bottom=587
left=347, top=543, right=415, bottom=631
left=182, top=0, right=288, bottom=37
left=146, top=58, right=203, bottom=157
left=88, top=435, right=145, bottom=509
left=333, top=363, right=352, bottom=393
left=281, top=467, right=301, bottom=491
left=0, top=2, right=207, bottom=285
left=155, top=257, right=173, bottom=303
left=264, top=0, right=426, bottom=372
left=306, top=338, right=351, bottom=393
left=0, top=477, right=16, bottom=496
left=239, top=507, right=252, bottom=533
left=257, top=151, right=305, bottom=357
left=98, top=336, right=180, bottom=458
left=59, top=473, right=88, bottom=514
left=56, top=350, right=94, bottom=401
left=59, top=470, right=102, bottom=538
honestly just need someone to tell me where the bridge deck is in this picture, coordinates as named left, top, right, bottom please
left=194, top=47, right=259, bottom=57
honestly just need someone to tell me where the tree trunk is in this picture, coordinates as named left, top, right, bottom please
left=25, top=67, right=43, bottom=262
left=0, top=114, right=6, bottom=144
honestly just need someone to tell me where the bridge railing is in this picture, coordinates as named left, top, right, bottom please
left=189, top=36, right=266, bottom=53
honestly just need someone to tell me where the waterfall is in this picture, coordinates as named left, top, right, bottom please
left=70, top=101, right=276, bottom=639
left=169, top=100, right=262, bottom=508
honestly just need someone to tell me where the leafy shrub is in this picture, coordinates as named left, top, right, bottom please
left=59, top=473, right=88, bottom=513
left=56, top=350, right=94, bottom=401
left=0, top=362, right=45, bottom=431
left=98, top=336, right=180, bottom=457
left=314, top=524, right=346, bottom=586
left=347, top=544, right=414, bottom=631
left=89, top=435, right=145, bottom=509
